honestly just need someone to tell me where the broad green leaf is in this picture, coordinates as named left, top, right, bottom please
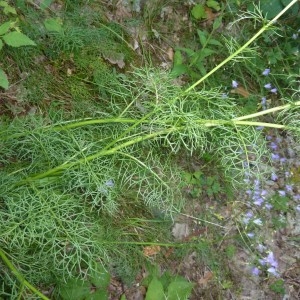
left=250, top=0, right=283, bottom=19
left=197, top=30, right=207, bottom=47
left=281, top=0, right=300, bottom=17
left=191, top=4, right=206, bottom=20
left=0, top=21, right=12, bottom=35
left=170, top=64, right=188, bottom=78
left=85, top=289, right=108, bottom=300
left=206, top=0, right=221, bottom=11
left=177, top=47, right=195, bottom=57
left=199, top=48, right=216, bottom=58
left=212, top=16, right=222, bottom=30
left=90, top=264, right=110, bottom=289
left=40, top=0, right=53, bottom=10
left=0, top=1, right=7, bottom=7
left=44, top=18, right=63, bottom=33
left=0, top=68, right=9, bottom=89
left=208, top=39, right=222, bottom=46
left=193, top=171, right=203, bottom=180
left=145, top=277, right=165, bottom=300
left=120, top=295, right=127, bottom=300
left=173, top=49, right=183, bottom=65
left=167, top=279, right=194, bottom=300
left=195, top=62, right=207, bottom=76
left=2, top=31, right=36, bottom=47
left=4, top=6, right=16, bottom=14
left=60, top=278, right=90, bottom=300
left=0, top=39, right=3, bottom=50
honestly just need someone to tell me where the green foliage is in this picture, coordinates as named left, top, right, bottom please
left=0, top=0, right=17, bottom=15
left=1, top=1, right=300, bottom=299
left=44, top=18, right=63, bottom=33
left=171, top=17, right=223, bottom=78
left=142, top=266, right=194, bottom=300
left=248, top=0, right=300, bottom=19
left=40, top=0, right=54, bottom=10
left=225, top=244, right=236, bottom=259
left=181, top=170, right=222, bottom=198
left=2, top=31, right=36, bottom=47
left=191, top=1, right=221, bottom=20
left=58, top=264, right=110, bottom=300
left=207, top=0, right=221, bottom=11
left=0, top=68, right=8, bottom=89
left=269, top=279, right=285, bottom=295
left=191, top=4, right=206, bottom=20
left=0, top=1, right=36, bottom=89
left=271, top=195, right=290, bottom=212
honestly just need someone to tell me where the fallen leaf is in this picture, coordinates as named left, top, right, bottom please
left=204, top=7, right=220, bottom=23
left=198, top=271, right=213, bottom=285
left=163, top=247, right=174, bottom=258
left=143, top=245, right=161, bottom=257
left=230, top=86, right=250, bottom=98
left=167, top=48, right=174, bottom=61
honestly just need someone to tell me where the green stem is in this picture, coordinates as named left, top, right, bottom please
left=102, top=241, right=186, bottom=247
left=233, top=101, right=300, bottom=121
left=52, top=118, right=140, bottom=130
left=0, top=248, right=50, bottom=300
left=53, top=98, right=300, bottom=130
left=195, top=119, right=286, bottom=129
left=185, top=0, right=299, bottom=91
left=20, top=116, right=294, bottom=185
left=21, top=127, right=180, bottom=183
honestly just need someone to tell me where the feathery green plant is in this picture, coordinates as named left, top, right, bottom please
left=1, top=0, right=300, bottom=298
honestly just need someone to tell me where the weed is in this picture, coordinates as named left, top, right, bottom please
left=0, top=1, right=300, bottom=299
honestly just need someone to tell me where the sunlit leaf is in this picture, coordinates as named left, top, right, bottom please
left=0, top=68, right=9, bottom=89
left=90, top=264, right=110, bottom=289
left=40, top=0, right=53, bottom=10
left=44, top=18, right=63, bottom=33
left=191, top=4, right=206, bottom=19
left=167, top=278, right=194, bottom=300
left=145, top=277, right=165, bottom=300
left=2, top=31, right=36, bottom=47
left=60, top=278, right=90, bottom=300
left=0, top=21, right=12, bottom=35
left=206, top=0, right=221, bottom=11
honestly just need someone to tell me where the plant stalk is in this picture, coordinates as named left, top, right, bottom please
left=0, top=248, right=50, bottom=300
left=185, top=0, right=299, bottom=91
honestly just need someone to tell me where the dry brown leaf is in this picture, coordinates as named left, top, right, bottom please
left=204, top=7, right=220, bottom=23
left=230, top=86, right=250, bottom=98
left=143, top=245, right=161, bottom=257
left=198, top=271, right=213, bottom=285
left=163, top=247, right=174, bottom=258
left=167, top=47, right=174, bottom=61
